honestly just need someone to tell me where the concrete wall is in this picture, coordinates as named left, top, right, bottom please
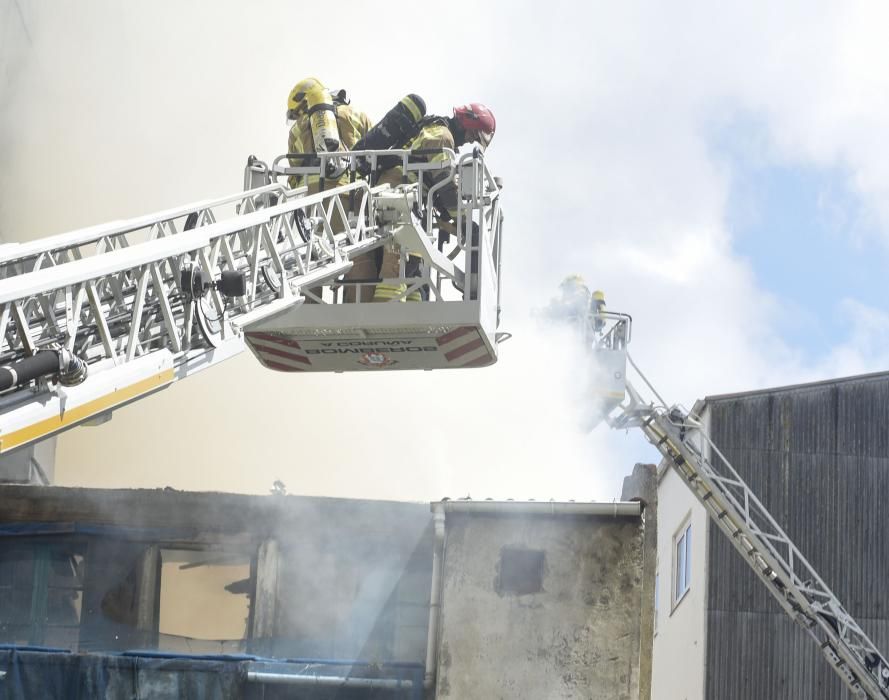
left=621, top=463, right=657, bottom=700
left=271, top=500, right=433, bottom=663
left=651, top=464, right=708, bottom=700
left=435, top=507, right=646, bottom=700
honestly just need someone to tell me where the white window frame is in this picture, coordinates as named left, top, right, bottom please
left=672, top=517, right=692, bottom=610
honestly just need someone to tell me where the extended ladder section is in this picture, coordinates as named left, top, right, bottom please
left=0, top=150, right=503, bottom=454
left=588, top=311, right=889, bottom=699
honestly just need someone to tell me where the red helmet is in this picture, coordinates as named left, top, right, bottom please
left=453, top=103, right=496, bottom=148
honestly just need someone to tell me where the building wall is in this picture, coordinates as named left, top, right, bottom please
left=435, top=509, right=646, bottom=700
left=0, top=486, right=433, bottom=664
left=621, top=463, right=658, bottom=700
left=651, top=465, right=708, bottom=700
left=702, top=376, right=889, bottom=699
left=0, top=487, right=655, bottom=698
left=270, top=500, right=433, bottom=663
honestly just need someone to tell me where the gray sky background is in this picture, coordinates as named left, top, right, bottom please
left=3, top=0, right=889, bottom=500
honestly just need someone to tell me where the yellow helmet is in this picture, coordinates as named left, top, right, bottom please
left=287, top=77, right=323, bottom=118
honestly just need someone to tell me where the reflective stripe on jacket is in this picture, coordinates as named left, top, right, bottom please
left=380, top=116, right=459, bottom=219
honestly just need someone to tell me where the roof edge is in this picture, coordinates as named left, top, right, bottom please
left=432, top=500, right=642, bottom=517
left=705, top=368, right=889, bottom=403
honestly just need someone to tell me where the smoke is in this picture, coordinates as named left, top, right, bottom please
left=5, top=1, right=889, bottom=500
left=0, top=0, right=634, bottom=500
left=0, top=484, right=435, bottom=662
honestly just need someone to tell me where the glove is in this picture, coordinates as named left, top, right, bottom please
left=356, top=155, right=372, bottom=178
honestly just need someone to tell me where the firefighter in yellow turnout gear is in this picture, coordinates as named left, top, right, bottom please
left=357, top=99, right=496, bottom=302
left=285, top=78, right=376, bottom=302
left=372, top=115, right=448, bottom=302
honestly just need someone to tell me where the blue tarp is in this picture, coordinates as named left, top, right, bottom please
left=0, top=647, right=246, bottom=699
left=0, top=648, right=424, bottom=699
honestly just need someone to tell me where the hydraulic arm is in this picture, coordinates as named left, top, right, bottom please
left=585, top=301, right=889, bottom=699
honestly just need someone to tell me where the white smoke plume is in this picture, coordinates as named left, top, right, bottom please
left=3, top=1, right=889, bottom=500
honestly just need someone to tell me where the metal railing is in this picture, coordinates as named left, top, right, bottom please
left=270, top=149, right=503, bottom=305
left=0, top=184, right=294, bottom=279
left=0, top=179, right=383, bottom=368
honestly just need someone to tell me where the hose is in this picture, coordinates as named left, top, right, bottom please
left=0, top=348, right=88, bottom=392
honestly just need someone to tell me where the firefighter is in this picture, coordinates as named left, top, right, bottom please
left=285, top=78, right=372, bottom=190
left=285, top=78, right=376, bottom=302
left=359, top=101, right=496, bottom=302
left=545, top=274, right=592, bottom=324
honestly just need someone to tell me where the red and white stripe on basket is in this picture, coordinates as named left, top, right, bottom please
left=245, top=332, right=311, bottom=372
left=437, top=326, right=493, bottom=367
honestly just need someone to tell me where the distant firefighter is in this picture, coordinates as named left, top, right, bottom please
left=543, top=274, right=593, bottom=323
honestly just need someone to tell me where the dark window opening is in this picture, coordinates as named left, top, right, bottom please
left=0, top=541, right=86, bottom=649
left=498, top=547, right=545, bottom=596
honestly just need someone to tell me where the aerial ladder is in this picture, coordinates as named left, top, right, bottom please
left=0, top=149, right=504, bottom=455
left=575, top=290, right=889, bottom=698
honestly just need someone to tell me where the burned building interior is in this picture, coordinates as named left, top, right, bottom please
left=0, top=469, right=656, bottom=699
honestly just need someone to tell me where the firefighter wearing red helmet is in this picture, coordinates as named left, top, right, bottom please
left=452, top=103, right=496, bottom=151
left=371, top=101, right=496, bottom=302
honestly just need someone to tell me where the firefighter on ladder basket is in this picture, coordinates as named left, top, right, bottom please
left=353, top=98, right=496, bottom=302
left=543, top=276, right=615, bottom=350
left=285, top=77, right=376, bottom=302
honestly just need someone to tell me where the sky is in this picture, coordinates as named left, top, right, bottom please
left=3, top=0, right=889, bottom=501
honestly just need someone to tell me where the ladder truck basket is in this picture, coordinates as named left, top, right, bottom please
left=241, top=149, right=505, bottom=372
left=586, top=308, right=631, bottom=420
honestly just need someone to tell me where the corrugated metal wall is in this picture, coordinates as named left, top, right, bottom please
left=705, top=375, right=889, bottom=699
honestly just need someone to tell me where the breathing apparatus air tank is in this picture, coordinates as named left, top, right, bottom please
left=591, top=290, right=607, bottom=332
left=287, top=78, right=346, bottom=178
left=353, top=94, right=427, bottom=171
left=303, top=83, right=341, bottom=154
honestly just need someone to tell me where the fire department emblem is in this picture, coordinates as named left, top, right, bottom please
left=358, top=352, right=397, bottom=368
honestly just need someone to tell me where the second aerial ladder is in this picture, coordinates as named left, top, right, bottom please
left=580, top=297, right=889, bottom=699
